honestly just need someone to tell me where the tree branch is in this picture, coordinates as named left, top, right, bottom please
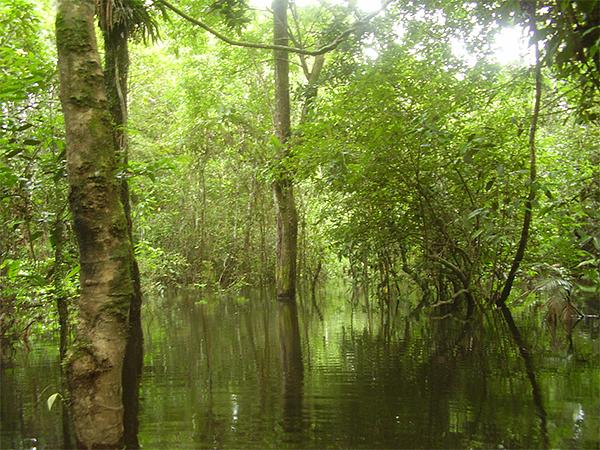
left=157, top=0, right=393, bottom=56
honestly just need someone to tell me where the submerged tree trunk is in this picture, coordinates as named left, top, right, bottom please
left=273, top=0, right=298, bottom=302
left=56, top=1, right=133, bottom=447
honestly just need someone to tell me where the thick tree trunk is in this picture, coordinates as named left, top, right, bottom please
left=273, top=0, right=298, bottom=302
left=56, top=1, right=133, bottom=447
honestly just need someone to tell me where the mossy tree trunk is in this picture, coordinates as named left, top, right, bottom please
left=102, top=18, right=144, bottom=447
left=102, top=12, right=143, bottom=324
left=273, top=0, right=298, bottom=302
left=56, top=0, right=134, bottom=447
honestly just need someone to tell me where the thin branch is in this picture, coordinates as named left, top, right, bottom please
left=157, top=0, right=393, bottom=56
left=430, top=254, right=469, bottom=286
left=289, top=2, right=310, bottom=78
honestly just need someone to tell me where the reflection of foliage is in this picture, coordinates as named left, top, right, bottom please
left=125, top=298, right=600, bottom=448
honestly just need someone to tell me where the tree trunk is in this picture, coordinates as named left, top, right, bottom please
left=102, top=20, right=144, bottom=446
left=51, top=218, right=69, bottom=361
left=496, top=15, right=542, bottom=306
left=273, top=0, right=298, bottom=302
left=56, top=1, right=133, bottom=447
left=50, top=214, right=74, bottom=449
left=102, top=10, right=143, bottom=337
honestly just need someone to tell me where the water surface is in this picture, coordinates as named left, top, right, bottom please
left=2, top=291, right=599, bottom=448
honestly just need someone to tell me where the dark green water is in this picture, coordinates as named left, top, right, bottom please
left=2, top=291, right=599, bottom=449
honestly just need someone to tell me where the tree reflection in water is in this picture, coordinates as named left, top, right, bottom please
left=3, top=292, right=599, bottom=449
left=278, top=300, right=305, bottom=440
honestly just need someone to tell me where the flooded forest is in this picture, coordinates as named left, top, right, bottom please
left=1, top=0, right=599, bottom=448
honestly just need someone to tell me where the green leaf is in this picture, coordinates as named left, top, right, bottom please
left=4, top=260, right=21, bottom=280
left=47, top=393, right=60, bottom=411
left=467, top=208, right=486, bottom=219
left=472, top=228, right=485, bottom=239
left=64, top=265, right=80, bottom=283
left=576, top=259, right=597, bottom=268
left=269, top=134, right=283, bottom=151
left=3, top=147, right=24, bottom=158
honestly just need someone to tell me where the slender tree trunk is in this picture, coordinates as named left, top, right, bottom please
left=51, top=218, right=69, bottom=361
left=102, top=21, right=144, bottom=446
left=300, top=54, right=324, bottom=122
left=273, top=0, right=298, bottom=302
left=56, top=1, right=133, bottom=447
left=496, top=14, right=542, bottom=306
left=243, top=175, right=258, bottom=277
left=102, top=14, right=143, bottom=344
left=50, top=212, right=74, bottom=449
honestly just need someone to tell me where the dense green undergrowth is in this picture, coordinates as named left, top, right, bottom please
left=1, top=0, right=599, bottom=357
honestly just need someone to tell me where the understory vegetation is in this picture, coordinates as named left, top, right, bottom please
left=1, top=0, right=599, bottom=358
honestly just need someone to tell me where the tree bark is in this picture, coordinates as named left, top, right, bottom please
left=102, top=15, right=143, bottom=321
left=56, top=1, right=133, bottom=447
left=273, top=0, right=298, bottom=302
left=101, top=19, right=144, bottom=446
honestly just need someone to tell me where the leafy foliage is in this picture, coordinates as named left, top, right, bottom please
left=1, top=0, right=76, bottom=359
left=1, top=0, right=599, bottom=356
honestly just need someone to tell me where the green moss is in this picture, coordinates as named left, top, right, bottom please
left=55, top=11, right=93, bottom=54
left=69, top=73, right=106, bottom=109
left=100, top=293, right=130, bottom=322
left=87, top=111, right=112, bottom=141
